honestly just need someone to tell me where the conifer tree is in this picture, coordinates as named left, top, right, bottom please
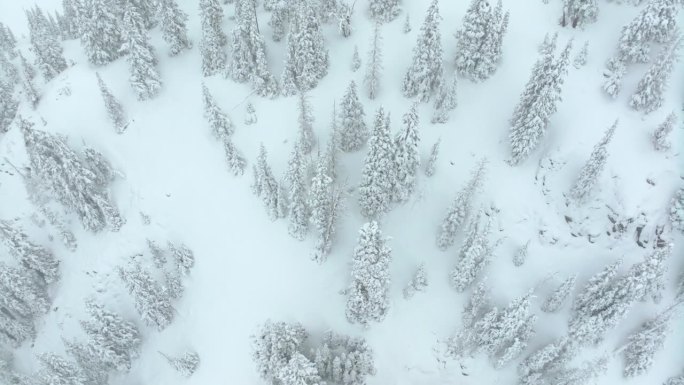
left=79, top=0, right=123, bottom=65
left=37, top=353, right=86, bottom=385
left=403, top=14, right=411, bottom=33
left=162, top=351, right=200, bottom=377
left=431, top=74, right=457, bottom=124
left=160, top=0, right=191, bottom=56
left=127, top=0, right=156, bottom=30
left=518, top=337, right=579, bottom=384
left=286, top=143, right=309, bottom=241
left=623, top=309, right=674, bottom=377
left=424, top=138, right=440, bottom=177
left=560, top=0, right=598, bottom=28
left=359, top=107, right=394, bottom=219
left=0, top=54, right=18, bottom=86
left=509, top=40, right=572, bottom=165
left=0, top=263, right=50, bottom=322
left=670, top=188, right=684, bottom=234
left=21, top=119, right=123, bottom=232
left=297, top=93, right=315, bottom=155
left=652, top=112, right=676, bottom=151
left=22, top=73, right=40, bottom=108
left=0, top=220, right=59, bottom=284
left=122, top=1, right=161, bottom=100
left=437, top=160, right=486, bottom=250
left=602, top=57, right=626, bottom=98
left=665, top=375, right=684, bottom=385
left=630, top=36, right=682, bottom=114
left=96, top=73, right=127, bottom=133
left=617, top=0, right=680, bottom=64
left=0, top=82, right=18, bottom=133
left=202, top=84, right=235, bottom=138
left=252, top=320, right=309, bottom=384
left=118, top=261, right=174, bottom=331
left=364, top=22, right=383, bottom=100
left=346, top=221, right=391, bottom=325
left=449, top=210, right=495, bottom=292
left=351, top=45, right=361, bottom=72
left=512, top=240, right=529, bottom=266
left=462, top=281, right=490, bottom=327
left=252, top=144, right=281, bottom=220
left=541, top=275, right=576, bottom=313
left=269, top=2, right=289, bottom=42
left=309, top=159, right=341, bottom=263
left=569, top=120, right=617, bottom=202
left=27, top=7, right=67, bottom=81
left=392, top=103, right=420, bottom=203
left=313, top=331, right=376, bottom=385
left=401, top=0, right=443, bottom=102
left=19, top=52, right=36, bottom=81
left=61, top=0, right=79, bottom=39
left=338, top=80, right=367, bottom=152
left=369, top=0, right=399, bottom=22
left=245, top=102, right=257, bottom=125
left=324, top=103, right=339, bottom=179
left=229, top=0, right=279, bottom=97
left=199, top=0, right=227, bottom=76
left=573, top=41, right=589, bottom=68
left=403, top=263, right=428, bottom=299
left=338, top=2, right=352, bottom=38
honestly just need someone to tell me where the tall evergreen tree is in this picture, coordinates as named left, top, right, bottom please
left=297, top=93, right=315, bottom=155
left=652, top=112, right=676, bottom=151
left=269, top=2, right=289, bottom=42
left=346, top=221, right=391, bottom=325
left=0, top=220, right=59, bottom=284
left=37, top=353, right=86, bottom=385
left=449, top=210, right=495, bottom=292
left=96, top=73, right=127, bottom=133
left=351, top=45, right=361, bottom=72
left=122, top=1, right=161, bottom=100
left=286, top=143, right=309, bottom=241
left=118, top=261, right=174, bottom=331
left=617, top=0, right=680, bottom=64
left=61, top=0, right=79, bottom=39
left=369, top=0, right=399, bottom=22
left=252, top=144, right=281, bottom=220
left=79, top=0, right=124, bottom=65
left=392, top=103, right=420, bottom=203
left=629, top=36, right=681, bottom=114
left=401, top=0, right=443, bottom=102
left=560, top=0, right=598, bottom=28
left=252, top=320, right=310, bottom=384
left=308, top=158, right=340, bottom=263
left=623, top=309, right=674, bottom=377
left=338, top=80, right=367, bottom=152
left=541, top=275, right=576, bottom=313
left=0, top=82, right=18, bottom=133
left=202, top=85, right=246, bottom=175
left=569, top=120, right=617, bottom=202
left=424, top=138, right=440, bottom=177
left=359, top=107, right=394, bottom=219
left=364, top=22, right=383, bottom=100
left=199, top=0, right=227, bottom=76
left=431, top=74, right=457, bottom=124
left=160, top=0, right=191, bottom=56
left=27, top=7, right=67, bottom=81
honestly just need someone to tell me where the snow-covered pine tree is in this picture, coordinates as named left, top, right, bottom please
left=79, top=0, right=124, bottom=66
left=37, top=353, right=86, bottom=385
left=346, top=221, right=391, bottom=325
left=617, top=0, right=680, bottom=64
left=277, top=180, right=289, bottom=218
left=280, top=0, right=329, bottom=95
left=19, top=52, right=36, bottom=81
left=431, top=74, right=457, bottom=124
left=168, top=241, right=195, bottom=275
left=670, top=188, right=684, bottom=234
left=0, top=264, right=50, bottom=327
left=0, top=54, right=18, bottom=86
left=512, top=240, right=529, bottom=266
left=0, top=82, right=18, bottom=133
left=358, top=107, right=394, bottom=219
left=436, top=159, right=486, bottom=250
left=351, top=45, right=361, bottom=71
left=309, top=159, right=337, bottom=262
left=252, top=320, right=309, bottom=383
left=369, top=0, right=399, bottom=22
left=21, top=119, right=123, bottom=232
left=403, top=14, right=411, bottom=33
left=0, top=23, right=17, bottom=57
left=297, top=93, right=316, bottom=154
left=509, top=40, right=572, bottom=165
left=279, top=352, right=321, bottom=385
left=199, top=0, right=227, bottom=76
left=602, top=57, right=626, bottom=98
left=573, top=41, right=589, bottom=68
left=623, top=308, right=675, bottom=377
left=229, top=0, right=279, bottom=97
left=550, top=356, right=608, bottom=385
left=450, top=209, right=495, bottom=292
left=665, top=374, right=684, bottom=385
left=162, top=351, right=200, bottom=377
left=623, top=244, right=671, bottom=304
left=313, top=331, right=376, bottom=385
left=60, top=0, right=79, bottom=39
left=403, top=263, right=428, bottom=299
left=0, top=220, right=59, bottom=284
left=118, top=261, right=174, bottom=331
left=462, top=281, right=490, bottom=327
left=96, top=73, right=127, bottom=134
left=63, top=341, right=109, bottom=385
left=21, top=72, right=40, bottom=108
left=324, top=103, right=339, bottom=179
left=252, top=144, right=281, bottom=220
left=286, top=143, right=309, bottom=241
left=202, top=84, right=235, bottom=138
left=364, top=21, right=383, bottom=100
left=337, top=1, right=353, bottom=38
left=630, top=36, right=682, bottom=114
left=518, top=336, right=579, bottom=384
left=560, top=0, right=598, bottom=28
left=424, top=138, right=440, bottom=177
left=569, top=120, right=617, bottom=202
left=0, top=307, right=35, bottom=347
left=245, top=102, right=257, bottom=125
left=160, top=0, right=191, bottom=56
left=269, top=2, right=289, bottom=42
left=652, top=112, right=676, bottom=151
left=392, top=103, right=420, bottom=203
left=541, top=275, right=576, bottom=313
left=401, top=0, right=443, bottom=102
left=27, top=7, right=67, bottom=81
left=338, top=80, right=367, bottom=152
left=122, top=1, right=161, bottom=100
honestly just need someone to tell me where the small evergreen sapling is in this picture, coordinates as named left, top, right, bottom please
left=424, top=138, right=440, bottom=177
left=401, top=0, right=443, bottom=102
left=403, top=263, right=427, bottom=299
left=364, top=22, right=383, bottom=100
left=652, top=112, right=676, bottom=151
left=403, top=14, right=411, bottom=33
left=569, top=120, right=617, bottom=202
left=573, top=41, right=589, bottom=68
left=245, top=102, right=257, bottom=125
left=96, top=73, right=127, bottom=133
left=392, top=103, right=420, bottom=203
left=351, top=45, right=361, bottom=72
left=670, top=188, right=684, bottom=233
left=252, top=144, right=282, bottom=220
left=513, top=240, right=529, bottom=266
left=602, top=57, right=626, bottom=99
left=541, top=275, right=576, bottom=313
left=431, top=75, right=457, bottom=124
left=162, top=351, right=200, bottom=377
left=630, top=36, right=682, bottom=114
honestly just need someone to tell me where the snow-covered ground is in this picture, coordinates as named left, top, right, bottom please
left=0, top=0, right=683, bottom=384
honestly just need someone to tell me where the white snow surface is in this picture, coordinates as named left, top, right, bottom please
left=1, top=0, right=683, bottom=384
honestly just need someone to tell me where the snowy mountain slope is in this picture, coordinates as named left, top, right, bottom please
left=0, top=0, right=683, bottom=384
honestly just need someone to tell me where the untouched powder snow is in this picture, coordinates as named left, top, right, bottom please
left=0, top=0, right=683, bottom=384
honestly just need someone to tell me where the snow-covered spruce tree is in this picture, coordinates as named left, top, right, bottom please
left=19, top=52, right=36, bottom=81
left=518, top=336, right=579, bottom=384
left=431, top=74, right=457, bottom=124
left=245, top=102, right=257, bottom=125
left=630, top=36, right=682, bottom=114
left=79, top=300, right=142, bottom=372
left=602, top=57, right=626, bottom=98
left=403, top=263, right=427, bottom=299
left=436, top=159, right=486, bottom=250
left=199, top=0, right=227, bottom=76
left=0, top=261, right=50, bottom=311
left=403, top=14, right=411, bottom=33
left=541, top=275, right=576, bottom=313
left=424, top=138, right=440, bottom=177
left=37, top=353, right=86, bottom=385
left=297, top=93, right=315, bottom=155
left=573, top=41, right=589, bottom=68
left=162, top=351, right=200, bottom=377
left=277, top=180, right=289, bottom=218
left=27, top=7, right=67, bottom=81
left=229, top=0, right=279, bottom=97
left=252, top=320, right=309, bottom=384
left=0, top=310, right=35, bottom=347
left=670, top=188, right=684, bottom=233
left=449, top=209, right=495, bottom=292
left=63, top=341, right=109, bottom=385
left=358, top=107, right=394, bottom=219
left=22, top=72, right=41, bottom=108
left=351, top=45, right=361, bottom=72
left=666, top=374, right=684, bottom=385
left=338, top=1, right=353, bottom=38
left=0, top=82, right=18, bottom=133
left=168, top=241, right=195, bottom=275
left=346, top=221, right=391, bottom=326
left=455, top=0, right=509, bottom=81
left=269, top=2, right=289, bottom=42
left=279, top=352, right=321, bottom=385
left=324, top=103, right=339, bottom=179
left=392, top=103, right=420, bottom=203
left=286, top=143, right=309, bottom=241
left=0, top=23, right=17, bottom=56
left=160, top=0, right=191, bottom=56
left=623, top=244, right=671, bottom=304
left=0, top=220, right=59, bottom=284
left=338, top=80, right=367, bottom=152
left=550, top=356, right=608, bottom=385
left=617, top=0, right=680, bottom=64
left=79, top=0, right=124, bottom=66
left=122, top=1, right=161, bottom=100
left=125, top=0, right=156, bottom=30
left=571, top=259, right=622, bottom=320
left=653, top=112, right=676, bottom=151
left=96, top=73, right=127, bottom=134
left=21, top=119, right=123, bottom=232
left=509, top=40, right=572, bottom=165
left=512, top=240, right=529, bottom=267
left=313, top=331, right=376, bottom=385
left=280, top=0, right=329, bottom=95
left=118, top=261, right=174, bottom=331
left=0, top=54, right=18, bottom=86
left=569, top=120, right=617, bottom=202
left=319, top=0, right=339, bottom=23
left=309, top=159, right=341, bottom=263
left=401, top=0, right=443, bottom=102
left=222, top=138, right=247, bottom=176
left=252, top=144, right=281, bottom=220
left=560, top=0, right=598, bottom=28
left=462, top=281, right=490, bottom=327
left=364, top=22, right=383, bottom=100
left=60, top=0, right=79, bottom=39
left=622, top=309, right=674, bottom=377
left=369, top=0, right=399, bottom=22
left=202, top=84, right=235, bottom=138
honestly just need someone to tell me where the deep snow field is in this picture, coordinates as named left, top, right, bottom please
left=0, top=0, right=683, bottom=384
